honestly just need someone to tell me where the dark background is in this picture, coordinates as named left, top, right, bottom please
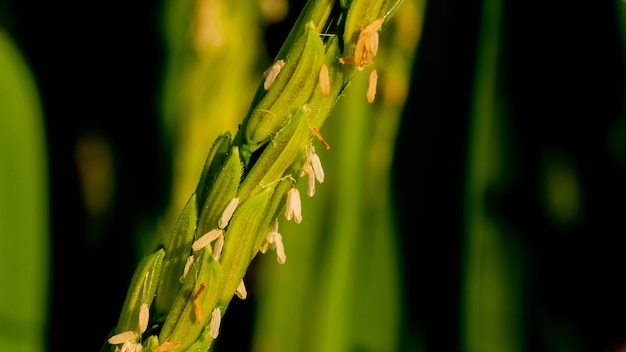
left=2, top=0, right=625, bottom=350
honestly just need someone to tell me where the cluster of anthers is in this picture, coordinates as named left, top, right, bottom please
left=186, top=198, right=241, bottom=335
left=105, top=147, right=326, bottom=351
left=190, top=197, right=239, bottom=262
left=263, top=18, right=383, bottom=105
left=180, top=150, right=324, bottom=328
left=263, top=141, right=326, bottom=263
left=339, top=18, right=383, bottom=103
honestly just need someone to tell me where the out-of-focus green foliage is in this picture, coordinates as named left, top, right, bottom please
left=0, top=29, right=49, bottom=352
left=461, top=0, right=525, bottom=350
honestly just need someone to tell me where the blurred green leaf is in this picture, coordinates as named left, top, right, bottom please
left=461, top=0, right=524, bottom=350
left=0, top=29, right=49, bottom=352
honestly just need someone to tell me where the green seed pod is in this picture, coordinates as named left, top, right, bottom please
left=194, top=132, right=232, bottom=205
left=160, top=251, right=223, bottom=350
left=238, top=107, right=310, bottom=198
left=218, top=187, right=273, bottom=305
left=242, top=22, right=325, bottom=156
left=196, top=146, right=242, bottom=236
left=239, top=37, right=307, bottom=155
left=157, top=149, right=242, bottom=346
left=152, top=193, right=198, bottom=319
left=111, top=248, right=165, bottom=338
left=307, top=35, right=349, bottom=129
left=156, top=248, right=202, bottom=341
left=271, top=0, right=334, bottom=61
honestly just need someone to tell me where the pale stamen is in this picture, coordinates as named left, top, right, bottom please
left=218, top=197, right=239, bottom=229
left=212, top=232, right=225, bottom=261
left=209, top=307, right=222, bottom=339
left=192, top=229, right=223, bottom=251
left=108, top=331, right=138, bottom=345
left=179, top=255, right=194, bottom=283
left=285, top=188, right=302, bottom=223
left=263, top=60, right=285, bottom=90
left=138, top=303, right=149, bottom=334
left=236, top=279, right=247, bottom=300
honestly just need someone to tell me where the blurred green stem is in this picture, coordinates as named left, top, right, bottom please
left=461, top=0, right=524, bottom=350
left=0, top=29, right=49, bottom=352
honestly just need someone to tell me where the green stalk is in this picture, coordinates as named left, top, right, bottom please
left=103, top=1, right=406, bottom=351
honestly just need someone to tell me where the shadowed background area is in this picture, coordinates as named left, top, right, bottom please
left=1, top=0, right=625, bottom=351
